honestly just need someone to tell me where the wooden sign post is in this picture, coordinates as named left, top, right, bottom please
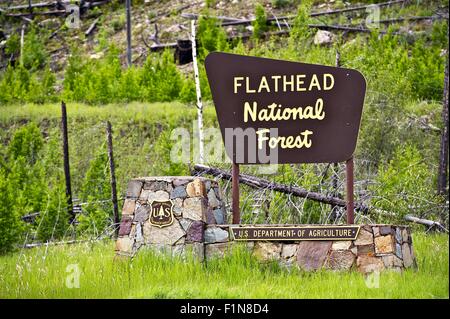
left=205, top=52, right=366, bottom=225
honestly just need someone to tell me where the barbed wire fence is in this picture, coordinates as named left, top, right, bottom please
left=14, top=109, right=448, bottom=256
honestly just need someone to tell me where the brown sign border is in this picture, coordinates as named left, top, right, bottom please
left=230, top=225, right=361, bottom=241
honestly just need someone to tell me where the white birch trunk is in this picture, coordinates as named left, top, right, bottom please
left=191, top=19, right=204, bottom=164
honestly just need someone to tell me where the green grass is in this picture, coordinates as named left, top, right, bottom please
left=0, top=232, right=448, bottom=298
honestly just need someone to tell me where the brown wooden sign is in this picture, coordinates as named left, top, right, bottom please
left=205, top=52, right=367, bottom=164
left=149, top=200, right=174, bottom=228
left=231, top=225, right=360, bottom=241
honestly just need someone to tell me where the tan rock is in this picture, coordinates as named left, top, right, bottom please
left=185, top=243, right=205, bottom=261
left=382, top=254, right=403, bottom=268
left=122, top=199, right=136, bottom=215
left=253, top=242, right=282, bottom=261
left=205, top=242, right=234, bottom=259
left=357, top=244, right=375, bottom=256
left=143, top=220, right=185, bottom=245
left=354, top=228, right=374, bottom=246
left=186, top=178, right=206, bottom=197
left=332, top=241, right=352, bottom=250
left=147, top=190, right=170, bottom=202
left=139, top=189, right=151, bottom=201
left=402, top=243, right=414, bottom=268
left=375, top=235, right=394, bottom=254
left=183, top=197, right=207, bottom=221
left=115, top=237, right=134, bottom=253
left=281, top=244, right=298, bottom=259
left=357, top=255, right=385, bottom=273
left=326, top=250, right=355, bottom=271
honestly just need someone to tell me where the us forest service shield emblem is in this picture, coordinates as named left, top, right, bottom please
left=148, top=200, right=174, bottom=228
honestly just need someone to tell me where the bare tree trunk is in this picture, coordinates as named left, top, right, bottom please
left=438, top=59, right=449, bottom=195
left=61, top=101, right=74, bottom=223
left=191, top=20, right=204, bottom=163
left=20, top=24, right=25, bottom=66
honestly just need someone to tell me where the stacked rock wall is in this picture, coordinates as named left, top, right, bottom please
left=115, top=177, right=417, bottom=273
left=115, top=177, right=227, bottom=259
left=204, top=224, right=417, bottom=273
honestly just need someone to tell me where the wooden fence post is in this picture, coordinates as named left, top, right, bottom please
left=232, top=162, right=240, bottom=224
left=125, top=0, right=132, bottom=67
left=61, top=101, right=74, bottom=223
left=438, top=58, right=449, bottom=195
left=346, top=156, right=355, bottom=224
left=106, top=121, right=120, bottom=238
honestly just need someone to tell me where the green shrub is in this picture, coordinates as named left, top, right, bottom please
left=4, top=33, right=20, bottom=56
left=22, top=25, right=47, bottom=70
left=8, top=122, right=43, bottom=165
left=252, top=4, right=268, bottom=39
left=0, top=168, right=22, bottom=254
left=197, top=14, right=229, bottom=60
left=289, top=0, right=313, bottom=46
left=370, top=145, right=438, bottom=223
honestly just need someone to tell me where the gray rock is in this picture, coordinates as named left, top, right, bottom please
left=126, top=180, right=142, bottom=198
left=134, top=222, right=144, bottom=244
left=207, top=189, right=220, bottom=208
left=402, top=243, right=414, bottom=268
left=395, top=243, right=403, bottom=259
left=173, top=178, right=191, bottom=187
left=213, top=208, right=225, bottom=224
left=179, top=218, right=193, bottom=232
left=213, top=186, right=223, bottom=201
left=205, top=242, right=233, bottom=259
left=379, top=226, right=393, bottom=235
left=170, top=186, right=187, bottom=199
left=172, top=198, right=183, bottom=216
left=395, top=227, right=403, bottom=244
left=204, top=227, right=229, bottom=243
left=314, top=30, right=335, bottom=45
left=281, top=244, right=298, bottom=259
left=133, top=205, right=151, bottom=223
left=185, top=243, right=205, bottom=261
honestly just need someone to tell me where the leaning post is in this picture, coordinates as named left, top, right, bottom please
left=232, top=162, right=240, bottom=224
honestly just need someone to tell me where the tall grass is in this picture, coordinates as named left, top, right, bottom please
left=0, top=232, right=447, bottom=298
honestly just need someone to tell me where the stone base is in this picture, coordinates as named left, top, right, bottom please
left=115, top=176, right=227, bottom=261
left=115, top=177, right=417, bottom=273
left=203, top=224, right=417, bottom=273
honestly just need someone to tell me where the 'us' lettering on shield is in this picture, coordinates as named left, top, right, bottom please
left=149, top=200, right=174, bottom=228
